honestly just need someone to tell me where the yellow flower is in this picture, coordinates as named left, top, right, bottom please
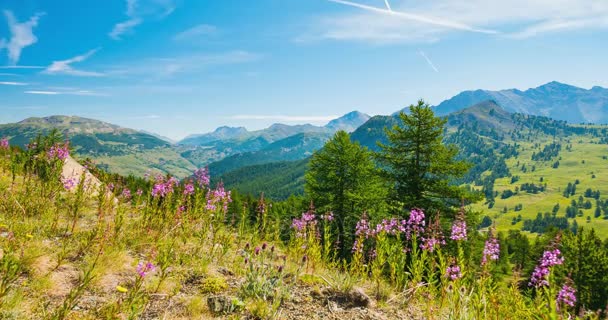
left=116, top=285, right=128, bottom=293
left=26, top=234, right=33, bottom=239
left=0, top=224, right=8, bottom=229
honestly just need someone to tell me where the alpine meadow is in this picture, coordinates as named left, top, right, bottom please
left=1, top=1, right=608, bottom=319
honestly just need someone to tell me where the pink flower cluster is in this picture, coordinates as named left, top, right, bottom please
left=136, top=261, right=155, bottom=278
left=292, top=210, right=317, bottom=237
left=0, top=137, right=9, bottom=150
left=420, top=236, right=446, bottom=252
left=320, top=212, right=334, bottom=221
left=556, top=283, right=576, bottom=307
left=405, top=208, right=425, bottom=239
left=62, top=177, right=77, bottom=191
left=151, top=176, right=179, bottom=198
left=205, top=183, right=232, bottom=212
left=450, top=219, right=467, bottom=241
left=121, top=188, right=132, bottom=199
left=529, top=249, right=564, bottom=287
left=183, top=183, right=195, bottom=196
left=481, top=235, right=500, bottom=265
left=47, top=143, right=70, bottom=161
left=374, top=218, right=406, bottom=235
left=194, top=167, right=210, bottom=188
left=445, top=265, right=462, bottom=281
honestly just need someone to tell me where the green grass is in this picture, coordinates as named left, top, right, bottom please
left=472, top=134, right=608, bottom=238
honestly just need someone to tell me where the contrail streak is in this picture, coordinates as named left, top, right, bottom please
left=327, top=0, right=498, bottom=34
left=418, top=50, right=439, bottom=73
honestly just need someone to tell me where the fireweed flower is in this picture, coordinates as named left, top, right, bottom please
left=61, top=177, right=77, bottom=191
left=194, top=167, right=210, bottom=188
left=556, top=283, right=576, bottom=308
left=481, top=233, right=500, bottom=265
left=183, top=183, right=195, bottom=196
left=136, top=189, right=143, bottom=196
left=405, top=208, right=425, bottom=239
left=47, top=143, right=70, bottom=161
left=450, top=217, right=467, bottom=241
left=291, top=209, right=318, bottom=238
left=446, top=265, right=462, bottom=281
left=421, top=216, right=445, bottom=252
left=121, top=188, right=132, bottom=199
left=0, top=138, right=9, bottom=150
left=205, top=183, right=232, bottom=211
left=321, top=212, right=334, bottom=222
left=529, top=249, right=564, bottom=287
left=136, top=261, right=155, bottom=278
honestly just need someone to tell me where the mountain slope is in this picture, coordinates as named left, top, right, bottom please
left=434, top=81, right=608, bottom=123
left=0, top=115, right=196, bottom=178
left=209, top=132, right=331, bottom=176
left=219, top=159, right=309, bottom=199
left=325, top=111, right=371, bottom=132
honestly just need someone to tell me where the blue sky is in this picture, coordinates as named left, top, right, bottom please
left=0, top=0, right=607, bottom=140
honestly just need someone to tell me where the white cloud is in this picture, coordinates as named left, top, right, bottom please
left=1, top=10, right=45, bottom=64
left=110, top=0, right=176, bottom=40
left=510, top=16, right=608, bottom=38
left=305, top=0, right=608, bottom=44
left=230, top=115, right=339, bottom=122
left=0, top=65, right=44, bottom=69
left=109, top=18, right=142, bottom=40
left=108, top=50, right=261, bottom=77
left=173, top=24, right=218, bottom=41
left=24, top=89, right=107, bottom=96
left=24, top=90, right=58, bottom=95
left=43, top=49, right=104, bottom=77
left=418, top=50, right=439, bottom=73
left=0, top=81, right=28, bottom=85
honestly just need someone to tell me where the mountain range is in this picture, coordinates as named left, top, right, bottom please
left=1, top=81, right=606, bottom=182
left=433, top=81, right=608, bottom=123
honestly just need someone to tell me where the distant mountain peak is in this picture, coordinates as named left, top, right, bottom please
left=325, top=111, right=371, bottom=132
left=433, top=81, right=608, bottom=124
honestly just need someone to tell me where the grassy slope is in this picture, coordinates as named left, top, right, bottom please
left=472, top=133, right=608, bottom=238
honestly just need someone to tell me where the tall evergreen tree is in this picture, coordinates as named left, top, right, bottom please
left=305, top=130, right=386, bottom=258
left=376, top=100, right=476, bottom=216
left=561, top=228, right=608, bottom=313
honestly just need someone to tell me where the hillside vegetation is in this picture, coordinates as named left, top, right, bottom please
left=1, top=115, right=607, bottom=319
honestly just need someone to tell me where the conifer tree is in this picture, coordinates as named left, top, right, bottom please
left=305, top=130, right=386, bottom=258
left=376, top=100, right=478, bottom=217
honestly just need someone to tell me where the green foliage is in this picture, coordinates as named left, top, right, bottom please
left=305, top=131, right=386, bottom=259
left=200, top=276, right=228, bottom=294
left=377, top=100, right=477, bottom=216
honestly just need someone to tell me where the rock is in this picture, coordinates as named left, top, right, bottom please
left=348, top=288, right=372, bottom=308
left=217, top=267, right=234, bottom=276
left=207, top=295, right=237, bottom=315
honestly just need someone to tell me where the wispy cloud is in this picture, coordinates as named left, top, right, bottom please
left=24, top=89, right=107, bottom=96
left=0, top=81, right=28, bottom=85
left=173, top=24, right=218, bottom=41
left=1, top=10, right=45, bottom=64
left=0, top=65, right=44, bottom=69
left=108, top=50, right=261, bottom=78
left=509, top=16, right=608, bottom=39
left=43, top=48, right=104, bottom=77
left=109, top=18, right=142, bottom=40
left=229, top=115, right=338, bottom=122
left=110, top=0, right=176, bottom=40
left=418, top=50, right=439, bottom=73
left=305, top=0, right=608, bottom=44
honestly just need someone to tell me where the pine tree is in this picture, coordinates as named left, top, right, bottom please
left=305, top=130, right=386, bottom=258
left=376, top=99, right=478, bottom=217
